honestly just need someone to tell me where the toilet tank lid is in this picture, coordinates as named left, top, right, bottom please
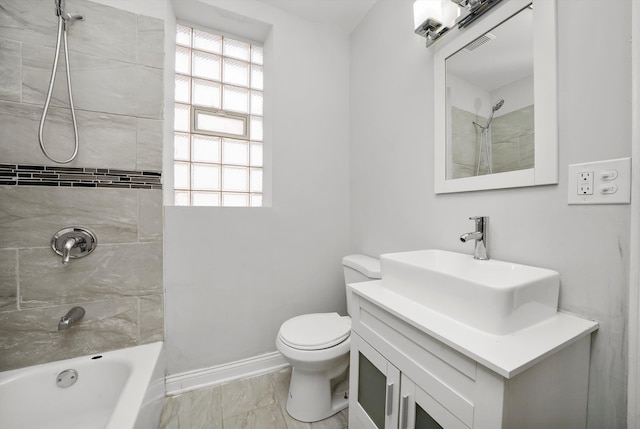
left=342, top=254, right=381, bottom=279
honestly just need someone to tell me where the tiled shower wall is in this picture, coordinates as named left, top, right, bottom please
left=0, top=0, right=164, bottom=371
left=450, top=105, right=534, bottom=178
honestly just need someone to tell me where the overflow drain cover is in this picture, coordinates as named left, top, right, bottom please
left=56, top=369, right=78, bottom=388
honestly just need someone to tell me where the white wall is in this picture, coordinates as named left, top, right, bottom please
left=164, top=0, right=352, bottom=375
left=350, top=0, right=630, bottom=427
left=89, top=0, right=166, bottom=19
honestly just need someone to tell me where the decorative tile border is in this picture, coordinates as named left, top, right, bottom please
left=0, top=164, right=162, bottom=189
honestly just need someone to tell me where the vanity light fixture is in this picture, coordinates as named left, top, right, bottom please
left=413, top=0, right=504, bottom=47
left=413, top=0, right=459, bottom=47
left=454, top=0, right=504, bottom=29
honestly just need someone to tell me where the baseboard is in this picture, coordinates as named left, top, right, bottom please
left=165, top=351, right=289, bottom=396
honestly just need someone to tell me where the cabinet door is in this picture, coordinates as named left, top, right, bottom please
left=399, top=376, right=469, bottom=429
left=350, top=333, right=401, bottom=429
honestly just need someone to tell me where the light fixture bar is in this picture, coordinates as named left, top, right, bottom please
left=456, top=0, right=504, bottom=29
left=413, top=0, right=459, bottom=47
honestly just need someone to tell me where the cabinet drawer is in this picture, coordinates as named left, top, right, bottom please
left=354, top=297, right=476, bottom=427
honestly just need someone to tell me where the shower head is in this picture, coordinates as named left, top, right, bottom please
left=481, top=99, right=504, bottom=129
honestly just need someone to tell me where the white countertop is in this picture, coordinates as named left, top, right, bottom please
left=351, top=280, right=599, bottom=378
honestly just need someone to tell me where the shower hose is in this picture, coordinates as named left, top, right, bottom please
left=38, top=14, right=79, bottom=164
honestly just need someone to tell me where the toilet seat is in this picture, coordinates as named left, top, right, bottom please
left=279, top=313, right=351, bottom=351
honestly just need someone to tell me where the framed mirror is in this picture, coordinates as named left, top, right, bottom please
left=434, top=0, right=557, bottom=193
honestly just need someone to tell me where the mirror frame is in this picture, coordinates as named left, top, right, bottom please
left=433, top=0, right=557, bottom=194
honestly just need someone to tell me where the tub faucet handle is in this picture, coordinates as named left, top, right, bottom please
left=52, top=227, right=97, bottom=265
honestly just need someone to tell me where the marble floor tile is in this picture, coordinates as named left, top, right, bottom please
left=159, top=385, right=223, bottom=429
left=221, top=371, right=278, bottom=418
left=223, top=403, right=288, bottom=429
left=159, top=367, right=349, bottom=429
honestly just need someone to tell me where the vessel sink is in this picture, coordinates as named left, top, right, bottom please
left=380, top=250, right=559, bottom=335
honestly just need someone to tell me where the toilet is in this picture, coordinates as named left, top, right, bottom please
left=276, top=254, right=381, bottom=422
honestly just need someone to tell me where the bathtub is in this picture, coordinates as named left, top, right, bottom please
left=0, top=342, right=165, bottom=429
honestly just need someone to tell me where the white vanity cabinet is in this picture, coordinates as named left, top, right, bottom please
left=348, top=287, right=597, bottom=429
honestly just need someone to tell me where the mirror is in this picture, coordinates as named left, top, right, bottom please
left=434, top=0, right=557, bottom=193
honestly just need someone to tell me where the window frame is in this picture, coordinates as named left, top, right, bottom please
left=173, top=23, right=264, bottom=207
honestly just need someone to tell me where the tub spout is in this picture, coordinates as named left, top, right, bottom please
left=58, top=306, right=85, bottom=331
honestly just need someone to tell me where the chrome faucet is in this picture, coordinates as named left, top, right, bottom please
left=460, top=216, right=489, bottom=260
left=58, top=306, right=85, bottom=331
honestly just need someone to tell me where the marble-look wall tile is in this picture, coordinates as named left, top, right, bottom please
left=0, top=0, right=58, bottom=51
left=20, top=242, right=162, bottom=307
left=0, top=100, right=138, bottom=169
left=450, top=162, right=475, bottom=179
left=65, top=0, right=138, bottom=63
left=0, top=0, right=138, bottom=64
left=0, top=186, right=138, bottom=248
left=22, top=44, right=163, bottom=119
left=138, top=189, right=163, bottom=242
left=139, top=293, right=164, bottom=343
left=492, top=140, right=520, bottom=174
left=0, top=38, right=21, bottom=102
left=451, top=107, right=480, bottom=168
left=519, top=133, right=534, bottom=168
left=0, top=298, right=138, bottom=371
left=492, top=105, right=534, bottom=142
left=0, top=249, right=17, bottom=311
left=0, top=0, right=164, bottom=372
left=137, top=15, right=165, bottom=69
left=136, top=118, right=163, bottom=171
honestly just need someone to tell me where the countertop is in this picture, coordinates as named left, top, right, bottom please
left=351, top=280, right=599, bottom=378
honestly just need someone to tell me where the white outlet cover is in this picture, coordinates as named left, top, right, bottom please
left=568, top=157, right=631, bottom=205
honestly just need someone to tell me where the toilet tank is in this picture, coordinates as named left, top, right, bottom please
left=342, top=254, right=381, bottom=316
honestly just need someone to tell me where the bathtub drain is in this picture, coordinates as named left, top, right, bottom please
left=56, top=369, right=78, bottom=388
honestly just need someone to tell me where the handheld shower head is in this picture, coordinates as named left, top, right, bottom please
left=480, top=99, right=504, bottom=129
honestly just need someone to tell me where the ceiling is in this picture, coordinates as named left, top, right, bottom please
left=446, top=6, right=533, bottom=92
left=255, top=0, right=378, bottom=34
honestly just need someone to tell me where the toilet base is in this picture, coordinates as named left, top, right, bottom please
left=286, top=367, right=349, bottom=422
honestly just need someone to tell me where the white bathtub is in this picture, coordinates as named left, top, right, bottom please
left=0, top=342, right=165, bottom=429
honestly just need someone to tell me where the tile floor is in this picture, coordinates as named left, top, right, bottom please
left=158, top=367, right=349, bottom=429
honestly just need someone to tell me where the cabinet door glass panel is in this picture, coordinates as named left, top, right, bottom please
left=416, top=404, right=444, bottom=429
left=358, top=352, right=386, bottom=428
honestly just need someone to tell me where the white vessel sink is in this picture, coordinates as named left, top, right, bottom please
left=380, top=250, right=559, bottom=335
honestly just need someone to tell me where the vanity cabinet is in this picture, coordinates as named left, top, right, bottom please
left=348, top=290, right=594, bottom=429
left=351, top=333, right=468, bottom=429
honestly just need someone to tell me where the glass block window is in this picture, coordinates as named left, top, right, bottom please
left=174, top=24, right=264, bottom=207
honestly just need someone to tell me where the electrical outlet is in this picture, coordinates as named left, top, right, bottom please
left=568, top=158, right=631, bottom=205
left=577, top=171, right=594, bottom=195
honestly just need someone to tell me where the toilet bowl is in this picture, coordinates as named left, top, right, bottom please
left=276, top=255, right=381, bottom=422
